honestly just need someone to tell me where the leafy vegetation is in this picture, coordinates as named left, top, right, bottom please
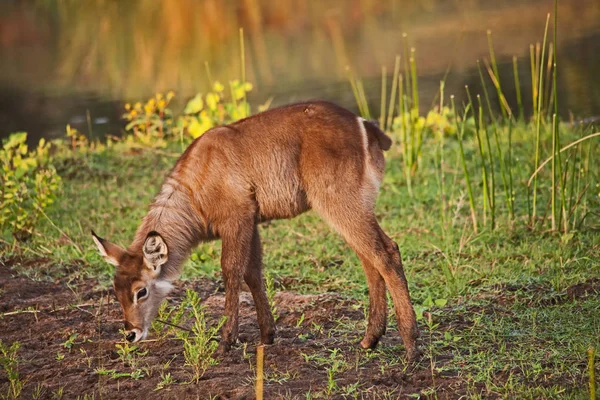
left=0, top=133, right=61, bottom=242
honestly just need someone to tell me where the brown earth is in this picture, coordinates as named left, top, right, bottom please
left=1, top=258, right=597, bottom=399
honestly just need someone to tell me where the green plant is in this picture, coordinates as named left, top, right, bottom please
left=62, top=333, right=81, bottom=351
left=95, top=367, right=145, bottom=380
left=115, top=342, right=147, bottom=370
left=122, top=92, right=175, bottom=148
left=0, top=132, right=61, bottom=241
left=0, top=340, right=23, bottom=400
left=52, top=386, right=64, bottom=399
left=301, top=348, right=347, bottom=396
left=154, top=372, right=176, bottom=391
left=176, top=290, right=226, bottom=383
left=265, top=272, right=279, bottom=322
left=31, top=383, right=46, bottom=400
left=65, top=124, right=88, bottom=150
left=177, top=80, right=255, bottom=140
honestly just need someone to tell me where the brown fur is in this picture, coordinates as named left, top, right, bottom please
left=93, top=101, right=419, bottom=359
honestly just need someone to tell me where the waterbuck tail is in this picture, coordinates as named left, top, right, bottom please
left=362, top=119, right=392, bottom=151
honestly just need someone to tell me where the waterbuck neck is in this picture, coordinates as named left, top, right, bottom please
left=130, top=176, right=205, bottom=281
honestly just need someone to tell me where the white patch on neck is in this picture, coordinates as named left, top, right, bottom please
left=154, top=280, right=174, bottom=294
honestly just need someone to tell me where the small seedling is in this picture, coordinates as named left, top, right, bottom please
left=0, top=340, right=23, bottom=400
left=52, top=386, right=64, bottom=399
left=154, top=372, right=176, bottom=391
left=115, top=343, right=147, bottom=370
left=31, top=383, right=46, bottom=400
left=62, top=333, right=83, bottom=351
left=295, top=313, right=305, bottom=328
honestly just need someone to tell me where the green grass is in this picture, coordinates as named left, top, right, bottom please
left=2, top=115, right=598, bottom=397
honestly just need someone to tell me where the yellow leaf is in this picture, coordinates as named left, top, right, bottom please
left=213, top=81, right=225, bottom=92
left=206, top=93, right=220, bottom=111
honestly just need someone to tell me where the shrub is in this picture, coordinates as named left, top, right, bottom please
left=0, top=132, right=61, bottom=241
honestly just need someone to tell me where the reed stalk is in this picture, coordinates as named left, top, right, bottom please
left=478, top=61, right=512, bottom=220
left=438, top=81, right=446, bottom=228
left=380, top=66, right=387, bottom=129
left=544, top=44, right=554, bottom=115
left=386, top=56, right=401, bottom=132
left=569, top=143, right=582, bottom=230
left=399, top=74, right=412, bottom=196
left=507, top=118, right=515, bottom=221
left=552, top=0, right=567, bottom=231
left=346, top=68, right=370, bottom=119
left=410, top=49, right=421, bottom=168
left=513, top=56, right=524, bottom=121
left=530, top=44, right=538, bottom=121
left=483, top=59, right=512, bottom=118
left=356, top=78, right=372, bottom=120
left=486, top=31, right=508, bottom=119
left=532, top=14, right=551, bottom=226
left=452, top=96, right=477, bottom=233
left=402, top=33, right=412, bottom=108
left=555, top=114, right=568, bottom=232
left=551, top=114, right=557, bottom=230
left=478, top=94, right=495, bottom=229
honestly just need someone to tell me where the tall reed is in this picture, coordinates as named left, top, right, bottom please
left=451, top=97, right=477, bottom=233
left=478, top=57, right=513, bottom=222
left=379, top=66, right=387, bottom=129
left=531, top=14, right=551, bottom=226
left=512, top=56, right=524, bottom=121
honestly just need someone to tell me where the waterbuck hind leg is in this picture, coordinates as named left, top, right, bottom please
left=315, top=203, right=419, bottom=359
left=356, top=225, right=419, bottom=359
left=375, top=226, right=420, bottom=360
left=243, top=226, right=276, bottom=344
left=218, top=218, right=255, bottom=353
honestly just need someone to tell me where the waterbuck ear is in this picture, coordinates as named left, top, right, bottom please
left=143, top=231, right=168, bottom=275
left=91, top=230, right=125, bottom=266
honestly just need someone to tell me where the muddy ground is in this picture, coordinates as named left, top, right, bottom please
left=0, top=258, right=597, bottom=399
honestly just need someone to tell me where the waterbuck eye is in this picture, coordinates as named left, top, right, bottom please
left=136, top=287, right=148, bottom=300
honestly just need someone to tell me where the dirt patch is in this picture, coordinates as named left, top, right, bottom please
left=5, top=258, right=582, bottom=399
left=479, top=279, right=600, bottom=307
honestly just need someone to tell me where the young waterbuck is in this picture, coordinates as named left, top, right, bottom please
left=92, top=101, right=419, bottom=359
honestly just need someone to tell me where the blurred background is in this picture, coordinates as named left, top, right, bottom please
left=0, top=0, right=599, bottom=142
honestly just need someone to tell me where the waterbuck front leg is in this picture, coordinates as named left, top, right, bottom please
left=218, top=218, right=255, bottom=353
left=243, top=226, right=276, bottom=345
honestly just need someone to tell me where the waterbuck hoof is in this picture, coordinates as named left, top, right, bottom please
left=405, top=346, right=422, bottom=362
left=261, top=332, right=275, bottom=345
left=216, top=341, right=232, bottom=355
left=359, top=336, right=380, bottom=350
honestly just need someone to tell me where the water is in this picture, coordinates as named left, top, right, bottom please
left=1, top=0, right=599, bottom=142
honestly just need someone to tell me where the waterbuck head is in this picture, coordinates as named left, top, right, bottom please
left=91, top=230, right=174, bottom=343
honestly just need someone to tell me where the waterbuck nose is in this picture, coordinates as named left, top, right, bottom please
left=125, top=331, right=136, bottom=342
